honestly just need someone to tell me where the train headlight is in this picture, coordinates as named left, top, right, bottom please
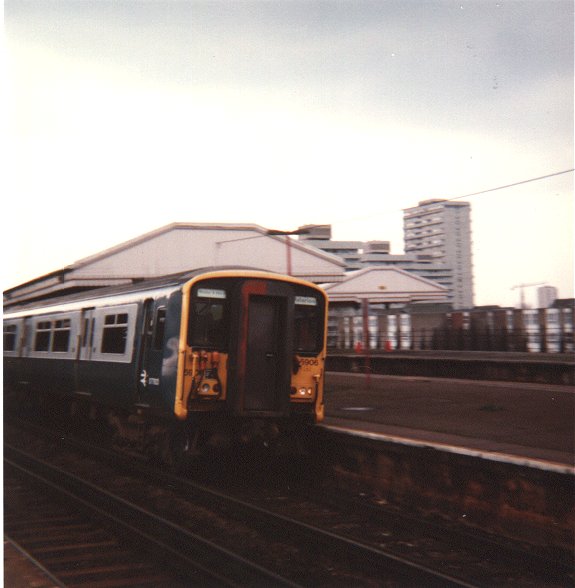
left=197, top=378, right=221, bottom=398
left=298, top=387, right=313, bottom=396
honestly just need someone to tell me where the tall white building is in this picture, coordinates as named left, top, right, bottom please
left=403, top=199, right=474, bottom=309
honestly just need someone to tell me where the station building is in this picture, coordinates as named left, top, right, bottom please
left=4, top=223, right=446, bottom=312
left=321, top=267, right=449, bottom=351
left=5, top=222, right=571, bottom=353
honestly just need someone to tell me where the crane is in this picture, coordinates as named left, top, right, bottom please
left=511, top=282, right=546, bottom=309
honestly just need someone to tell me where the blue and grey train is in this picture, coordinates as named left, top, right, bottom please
left=3, top=268, right=328, bottom=459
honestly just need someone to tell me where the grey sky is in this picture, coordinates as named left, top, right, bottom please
left=4, top=0, right=574, bottom=306
left=9, top=2, right=572, bottom=121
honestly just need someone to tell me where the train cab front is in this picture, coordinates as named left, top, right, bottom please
left=175, top=272, right=326, bottom=449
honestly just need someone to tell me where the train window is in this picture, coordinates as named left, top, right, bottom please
left=34, top=321, right=52, bottom=351
left=294, top=295, right=322, bottom=353
left=3, top=324, right=18, bottom=352
left=189, top=290, right=229, bottom=349
left=89, top=304, right=136, bottom=363
left=82, top=319, right=90, bottom=347
left=153, top=308, right=166, bottom=350
left=52, top=319, right=71, bottom=352
left=101, top=313, right=129, bottom=354
left=26, top=314, right=80, bottom=358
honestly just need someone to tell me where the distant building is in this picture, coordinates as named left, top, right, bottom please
left=322, top=266, right=448, bottom=307
left=321, top=267, right=448, bottom=350
left=299, top=209, right=474, bottom=310
left=403, top=199, right=474, bottom=309
left=538, top=285, right=558, bottom=308
left=298, top=225, right=366, bottom=270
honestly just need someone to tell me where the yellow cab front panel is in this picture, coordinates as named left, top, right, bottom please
left=174, top=271, right=327, bottom=424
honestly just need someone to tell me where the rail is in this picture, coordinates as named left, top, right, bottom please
left=4, top=444, right=299, bottom=587
left=9, top=416, right=572, bottom=586
left=5, top=423, right=475, bottom=587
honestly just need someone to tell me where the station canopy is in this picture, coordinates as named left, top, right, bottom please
left=322, top=267, right=448, bottom=305
left=4, top=223, right=346, bottom=307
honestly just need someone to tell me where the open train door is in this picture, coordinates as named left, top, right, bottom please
left=233, top=280, right=292, bottom=416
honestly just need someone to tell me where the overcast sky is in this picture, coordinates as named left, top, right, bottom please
left=4, top=0, right=573, bottom=307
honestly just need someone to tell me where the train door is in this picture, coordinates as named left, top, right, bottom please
left=343, top=317, right=351, bottom=350
left=387, top=315, right=398, bottom=350
left=234, top=281, right=290, bottom=416
left=352, top=316, right=363, bottom=350
left=243, top=296, right=284, bottom=412
left=79, top=308, right=96, bottom=361
left=75, top=308, right=95, bottom=394
left=137, top=299, right=165, bottom=405
left=523, top=310, right=540, bottom=352
left=399, top=314, right=411, bottom=350
left=365, top=315, right=375, bottom=350
left=562, top=308, right=574, bottom=352
left=544, top=309, right=560, bottom=353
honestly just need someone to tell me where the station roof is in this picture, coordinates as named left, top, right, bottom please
left=322, top=267, right=448, bottom=305
left=4, top=223, right=346, bottom=307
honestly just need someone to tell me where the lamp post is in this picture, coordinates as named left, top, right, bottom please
left=266, top=227, right=310, bottom=276
left=215, top=226, right=314, bottom=276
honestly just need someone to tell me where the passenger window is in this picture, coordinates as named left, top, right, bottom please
left=82, top=318, right=90, bottom=347
left=3, top=324, right=18, bottom=352
left=153, top=308, right=166, bottom=350
left=101, top=313, right=129, bottom=354
left=52, top=319, right=71, bottom=352
left=89, top=318, right=95, bottom=348
left=34, top=321, right=52, bottom=352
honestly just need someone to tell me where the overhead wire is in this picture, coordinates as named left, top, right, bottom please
left=327, top=168, right=574, bottom=228
left=440, top=168, right=574, bottom=203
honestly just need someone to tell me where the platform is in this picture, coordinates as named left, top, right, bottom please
left=323, top=372, right=574, bottom=467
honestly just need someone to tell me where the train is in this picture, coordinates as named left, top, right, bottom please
left=3, top=268, right=328, bottom=461
left=327, top=304, right=574, bottom=353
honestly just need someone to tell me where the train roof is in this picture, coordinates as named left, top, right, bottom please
left=3, top=267, right=324, bottom=316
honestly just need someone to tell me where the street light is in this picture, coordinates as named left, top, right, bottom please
left=215, top=226, right=315, bottom=276
left=266, top=227, right=310, bottom=276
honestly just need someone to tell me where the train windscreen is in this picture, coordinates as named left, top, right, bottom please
left=188, top=286, right=230, bottom=349
left=294, top=293, right=323, bottom=353
left=188, top=281, right=323, bottom=353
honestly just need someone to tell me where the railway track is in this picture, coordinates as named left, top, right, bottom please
left=5, top=423, right=473, bottom=587
left=5, top=418, right=572, bottom=587
left=5, top=460, right=204, bottom=587
left=5, top=448, right=294, bottom=587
